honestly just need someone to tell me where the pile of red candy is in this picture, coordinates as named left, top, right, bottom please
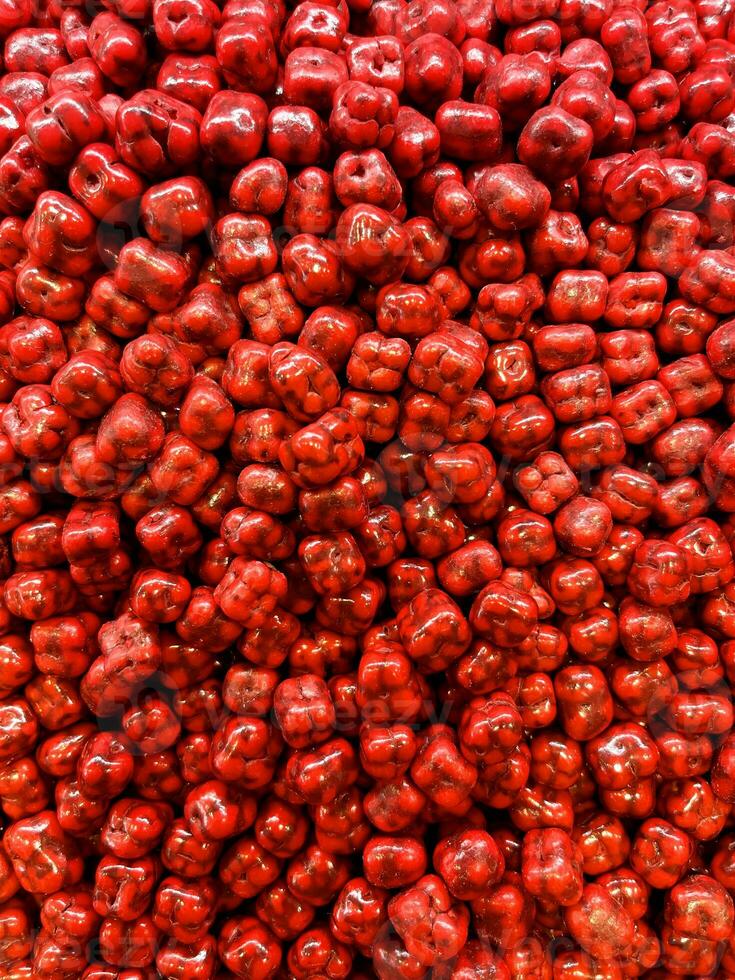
left=3, top=0, right=735, bottom=976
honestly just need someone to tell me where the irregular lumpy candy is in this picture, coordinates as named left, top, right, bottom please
left=1, top=0, right=735, bottom=977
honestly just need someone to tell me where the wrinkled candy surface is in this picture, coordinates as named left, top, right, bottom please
left=1, top=0, right=735, bottom=978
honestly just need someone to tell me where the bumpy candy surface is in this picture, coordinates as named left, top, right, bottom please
left=2, top=0, right=735, bottom=977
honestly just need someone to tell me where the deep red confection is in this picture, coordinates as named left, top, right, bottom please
left=0, top=1, right=734, bottom=975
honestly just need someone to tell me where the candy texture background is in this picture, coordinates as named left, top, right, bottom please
left=0, top=0, right=735, bottom=976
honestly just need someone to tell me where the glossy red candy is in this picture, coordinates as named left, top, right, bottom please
left=1, top=1, right=735, bottom=974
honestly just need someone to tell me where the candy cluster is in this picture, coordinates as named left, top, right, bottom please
left=1, top=0, right=735, bottom=976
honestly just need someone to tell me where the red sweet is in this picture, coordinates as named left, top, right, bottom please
left=0, top=3, right=735, bottom=974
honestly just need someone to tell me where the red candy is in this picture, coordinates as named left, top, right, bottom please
left=1, top=1, right=735, bottom=976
